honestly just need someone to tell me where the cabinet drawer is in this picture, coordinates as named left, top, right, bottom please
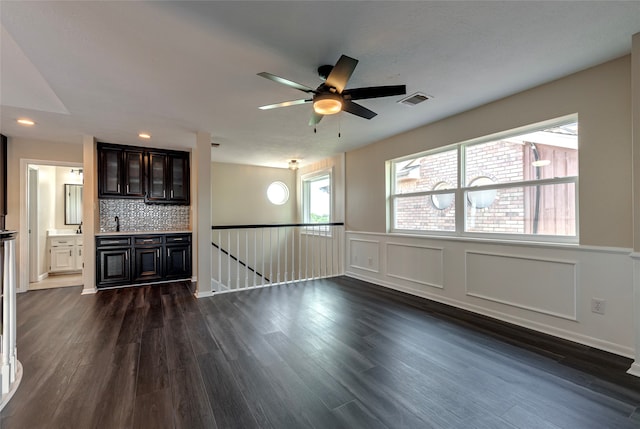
left=50, top=237, right=75, bottom=246
left=97, top=237, right=131, bottom=247
left=134, top=236, right=163, bottom=246
left=166, top=234, right=191, bottom=244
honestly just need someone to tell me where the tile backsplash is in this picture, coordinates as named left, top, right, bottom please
left=99, top=199, right=190, bottom=232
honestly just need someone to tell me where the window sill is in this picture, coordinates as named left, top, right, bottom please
left=387, top=230, right=580, bottom=249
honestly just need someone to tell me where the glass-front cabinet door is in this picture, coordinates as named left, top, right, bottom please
left=124, top=150, right=145, bottom=197
left=168, top=153, right=189, bottom=204
left=147, top=152, right=167, bottom=201
left=99, top=148, right=122, bottom=196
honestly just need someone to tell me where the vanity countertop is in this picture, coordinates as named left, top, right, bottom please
left=47, top=230, right=81, bottom=237
left=95, top=230, right=192, bottom=237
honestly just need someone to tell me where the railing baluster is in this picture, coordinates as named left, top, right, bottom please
left=217, top=230, right=222, bottom=291
left=236, top=230, right=240, bottom=290
left=277, top=227, right=280, bottom=284
left=332, top=226, right=335, bottom=276
left=304, top=227, right=313, bottom=279
left=284, top=227, right=288, bottom=283
left=211, top=223, right=344, bottom=293
left=298, top=226, right=302, bottom=282
left=227, top=230, right=231, bottom=289
left=245, top=230, right=249, bottom=288
left=269, top=228, right=273, bottom=285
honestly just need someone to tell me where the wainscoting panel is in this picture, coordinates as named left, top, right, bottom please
left=386, top=242, right=443, bottom=289
left=465, top=251, right=577, bottom=320
left=349, top=238, right=379, bottom=273
left=345, top=231, right=635, bottom=358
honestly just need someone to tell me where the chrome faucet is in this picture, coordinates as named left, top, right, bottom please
left=115, top=216, right=120, bottom=232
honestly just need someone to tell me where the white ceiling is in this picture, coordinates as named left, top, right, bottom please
left=1, top=1, right=639, bottom=168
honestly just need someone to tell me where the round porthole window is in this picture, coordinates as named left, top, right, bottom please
left=467, top=176, right=497, bottom=209
left=431, top=181, right=454, bottom=210
left=267, top=181, right=289, bottom=205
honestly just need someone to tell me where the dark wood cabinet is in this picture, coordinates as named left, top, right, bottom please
left=165, top=234, right=191, bottom=279
left=97, top=248, right=131, bottom=287
left=96, top=233, right=191, bottom=289
left=168, top=152, right=190, bottom=204
left=133, top=247, right=162, bottom=282
left=133, top=235, right=163, bottom=282
left=98, top=146, right=122, bottom=197
left=96, top=236, right=132, bottom=288
left=146, top=152, right=167, bottom=201
left=146, top=151, right=190, bottom=204
left=123, top=150, right=145, bottom=197
left=97, top=143, right=189, bottom=204
left=98, top=144, right=145, bottom=199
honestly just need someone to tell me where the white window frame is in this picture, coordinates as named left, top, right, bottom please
left=301, top=168, right=333, bottom=234
left=388, top=115, right=579, bottom=244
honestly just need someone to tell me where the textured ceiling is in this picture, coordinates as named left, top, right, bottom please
left=1, top=1, right=639, bottom=168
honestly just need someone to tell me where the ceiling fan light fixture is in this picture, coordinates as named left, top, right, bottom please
left=313, top=93, right=342, bottom=115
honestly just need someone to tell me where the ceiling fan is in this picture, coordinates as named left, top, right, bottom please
left=258, top=54, right=406, bottom=126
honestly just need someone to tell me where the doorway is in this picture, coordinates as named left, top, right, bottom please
left=24, top=162, right=84, bottom=291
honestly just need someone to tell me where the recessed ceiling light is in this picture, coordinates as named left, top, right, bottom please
left=17, top=118, right=35, bottom=126
left=138, top=133, right=151, bottom=139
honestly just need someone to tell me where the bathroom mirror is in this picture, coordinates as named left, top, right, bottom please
left=64, top=184, right=83, bottom=225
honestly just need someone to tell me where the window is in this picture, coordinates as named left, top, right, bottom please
left=389, top=117, right=578, bottom=242
left=267, top=181, right=289, bottom=205
left=303, top=171, right=331, bottom=224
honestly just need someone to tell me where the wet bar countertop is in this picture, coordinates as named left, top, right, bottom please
left=95, top=230, right=192, bottom=236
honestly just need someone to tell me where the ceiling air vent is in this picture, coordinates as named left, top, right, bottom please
left=398, top=92, right=431, bottom=106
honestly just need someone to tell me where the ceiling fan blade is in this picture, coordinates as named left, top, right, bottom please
left=309, top=112, right=324, bottom=126
left=325, top=55, right=358, bottom=94
left=342, top=100, right=377, bottom=120
left=342, top=85, right=406, bottom=100
left=257, top=72, right=315, bottom=93
left=259, top=99, right=311, bottom=110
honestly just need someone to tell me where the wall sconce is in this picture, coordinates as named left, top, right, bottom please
left=71, top=168, right=84, bottom=180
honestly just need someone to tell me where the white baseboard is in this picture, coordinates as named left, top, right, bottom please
left=346, top=270, right=635, bottom=359
left=195, top=290, right=215, bottom=299
left=0, top=360, right=22, bottom=412
left=81, top=287, right=97, bottom=295
left=627, top=361, right=640, bottom=377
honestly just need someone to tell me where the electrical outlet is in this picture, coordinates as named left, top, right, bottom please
left=591, top=298, right=606, bottom=315
left=367, top=257, right=373, bottom=267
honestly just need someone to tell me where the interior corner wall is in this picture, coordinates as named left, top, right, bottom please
left=346, top=55, right=632, bottom=248
left=211, top=162, right=296, bottom=225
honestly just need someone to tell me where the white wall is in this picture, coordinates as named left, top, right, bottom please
left=346, top=56, right=631, bottom=248
left=344, top=56, right=636, bottom=359
left=212, top=162, right=296, bottom=225
left=37, top=166, right=55, bottom=276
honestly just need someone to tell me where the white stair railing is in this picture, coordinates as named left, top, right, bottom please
left=0, top=231, right=21, bottom=411
left=211, top=223, right=344, bottom=293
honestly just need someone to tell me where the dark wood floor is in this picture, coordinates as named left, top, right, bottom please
left=1, top=276, right=639, bottom=429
